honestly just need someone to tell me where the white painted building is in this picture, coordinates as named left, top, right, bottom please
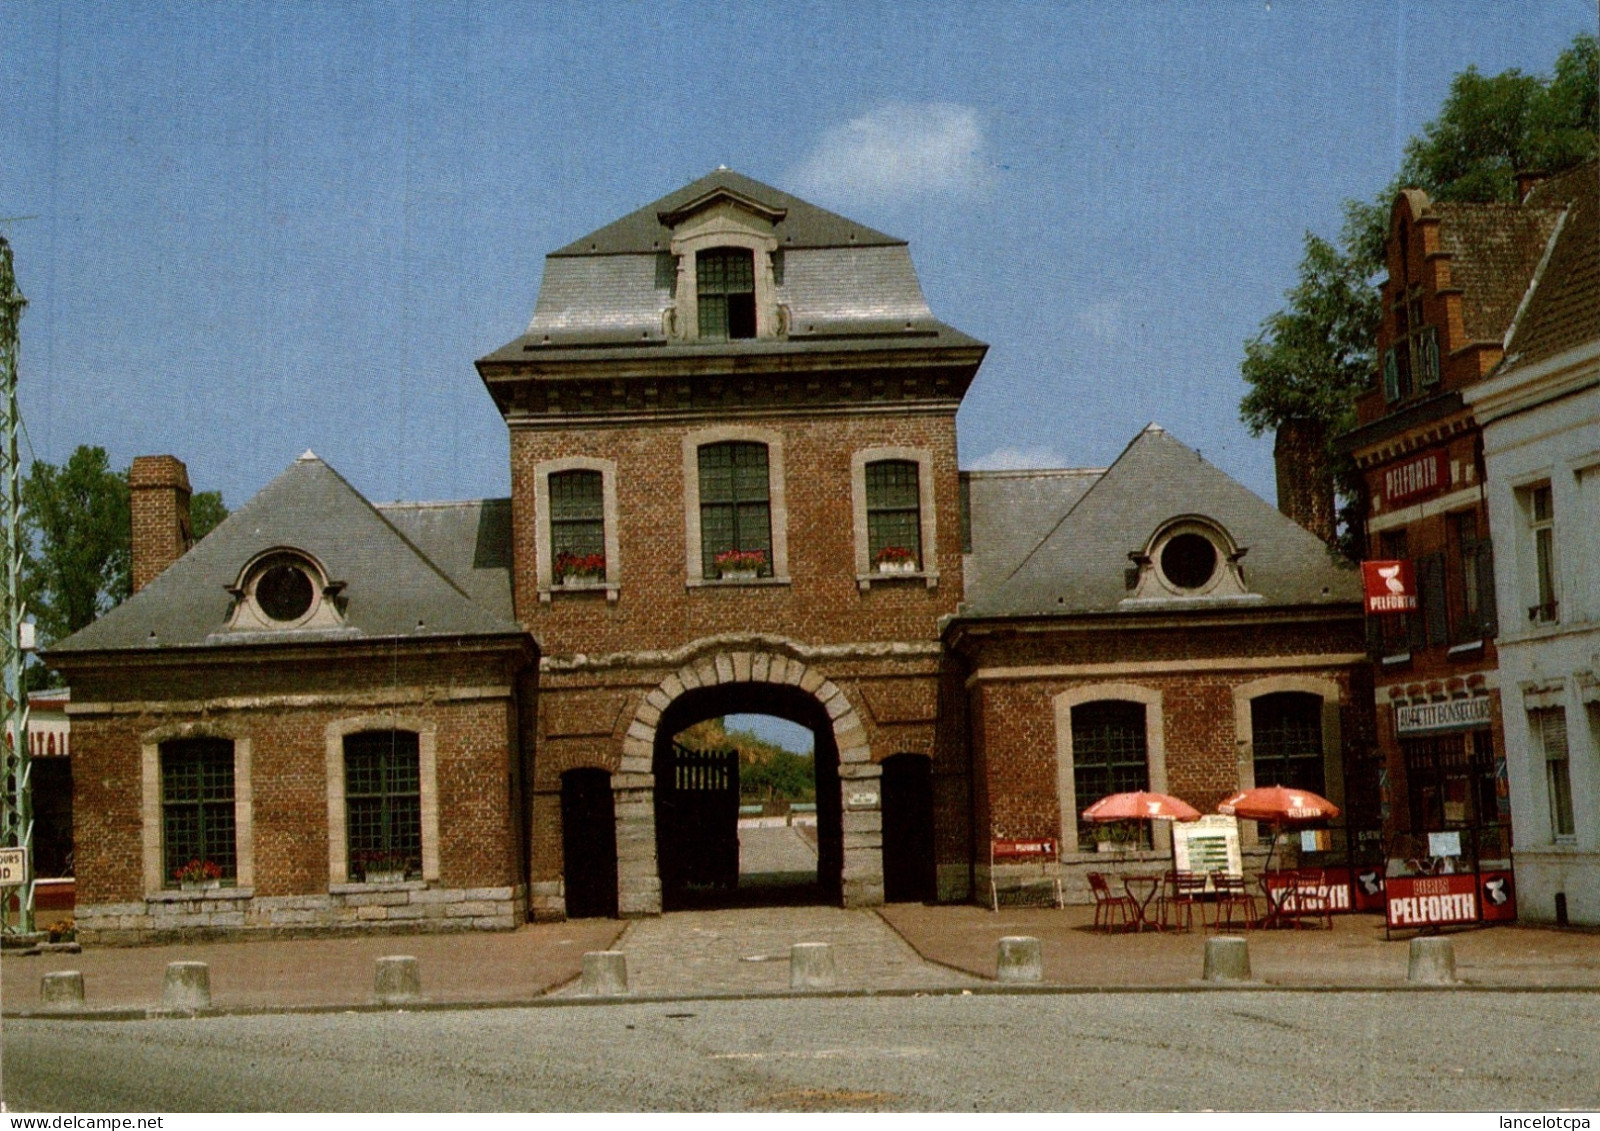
left=1464, top=162, right=1599, bottom=925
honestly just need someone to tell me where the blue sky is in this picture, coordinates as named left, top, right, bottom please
left=3, top=3, right=1593, bottom=514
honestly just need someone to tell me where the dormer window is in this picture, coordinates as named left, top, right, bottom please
left=1125, top=518, right=1254, bottom=603
left=1160, top=532, right=1218, bottom=591
left=697, top=248, right=756, bottom=340
left=226, top=548, right=345, bottom=632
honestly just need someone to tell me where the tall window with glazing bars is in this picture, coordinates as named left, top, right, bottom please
left=550, top=469, right=605, bottom=581
left=161, top=738, right=237, bottom=886
left=698, top=441, right=771, bottom=577
left=866, top=460, right=921, bottom=570
left=1251, top=692, right=1325, bottom=795
left=1072, top=701, right=1148, bottom=846
left=697, top=248, right=756, bottom=340
left=345, top=730, right=422, bottom=881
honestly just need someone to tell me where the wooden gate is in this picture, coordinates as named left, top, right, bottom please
left=658, top=743, right=740, bottom=900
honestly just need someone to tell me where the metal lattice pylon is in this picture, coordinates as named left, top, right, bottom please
left=0, top=235, right=32, bottom=934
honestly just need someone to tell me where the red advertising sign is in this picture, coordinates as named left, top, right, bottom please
left=1349, top=866, right=1387, bottom=912
left=1262, top=870, right=1354, bottom=913
left=1383, top=450, right=1444, bottom=505
left=1480, top=870, right=1517, bottom=922
left=1362, top=560, right=1418, bottom=614
left=1385, top=873, right=1479, bottom=929
left=992, top=838, right=1057, bottom=861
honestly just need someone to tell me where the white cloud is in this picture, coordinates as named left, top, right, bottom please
left=965, top=445, right=1068, bottom=471
left=790, top=102, right=991, bottom=205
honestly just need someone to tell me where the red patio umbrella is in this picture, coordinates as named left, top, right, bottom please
left=1217, top=786, right=1340, bottom=875
left=1082, top=791, right=1202, bottom=823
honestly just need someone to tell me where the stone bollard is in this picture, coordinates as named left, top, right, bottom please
left=40, top=970, right=85, bottom=1011
left=996, top=936, right=1043, bottom=983
left=162, top=961, right=212, bottom=1011
left=790, top=942, right=836, bottom=990
left=1202, top=936, right=1252, bottom=983
left=1407, top=936, right=1457, bottom=985
left=580, top=951, right=629, bottom=997
left=375, top=955, right=422, bottom=1004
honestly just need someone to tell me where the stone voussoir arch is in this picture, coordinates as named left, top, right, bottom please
left=608, top=642, right=880, bottom=917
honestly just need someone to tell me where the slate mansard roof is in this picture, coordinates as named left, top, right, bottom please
left=960, top=425, right=1360, bottom=621
left=478, top=168, right=984, bottom=365
left=51, top=454, right=522, bottom=656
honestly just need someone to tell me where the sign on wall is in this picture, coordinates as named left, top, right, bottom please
left=0, top=847, right=27, bottom=887
left=1382, top=450, right=1445, bottom=506
left=1394, top=695, right=1493, bottom=735
left=1362, top=560, right=1418, bottom=613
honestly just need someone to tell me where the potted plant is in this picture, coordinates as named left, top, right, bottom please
left=714, top=548, right=766, bottom=580
left=553, top=551, right=605, bottom=587
left=874, top=545, right=918, bottom=573
left=47, top=918, right=75, bottom=944
left=174, top=858, right=223, bottom=891
left=356, top=850, right=412, bottom=884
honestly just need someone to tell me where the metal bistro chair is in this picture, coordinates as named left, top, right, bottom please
left=1087, top=871, right=1136, bottom=933
left=1209, top=871, right=1258, bottom=931
left=1159, top=870, right=1206, bottom=932
left=1284, top=868, right=1334, bottom=930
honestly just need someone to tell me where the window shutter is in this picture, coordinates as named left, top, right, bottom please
left=1476, top=540, right=1498, bottom=638
left=1421, top=553, right=1449, bottom=647
left=1382, top=349, right=1400, bottom=402
left=1536, top=709, right=1568, bottom=762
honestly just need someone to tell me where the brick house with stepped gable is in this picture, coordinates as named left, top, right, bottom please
left=51, top=170, right=1370, bottom=939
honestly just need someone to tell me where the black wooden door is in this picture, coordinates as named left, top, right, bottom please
left=561, top=768, right=617, bottom=918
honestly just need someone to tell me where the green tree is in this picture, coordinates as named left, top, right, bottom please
left=22, top=447, right=229, bottom=672
left=21, top=446, right=131, bottom=648
left=1241, top=33, right=1598, bottom=555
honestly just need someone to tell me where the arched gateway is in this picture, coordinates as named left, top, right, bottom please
left=611, top=645, right=881, bottom=916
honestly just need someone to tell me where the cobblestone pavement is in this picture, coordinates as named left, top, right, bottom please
left=565, top=905, right=981, bottom=996
left=737, top=823, right=818, bottom=876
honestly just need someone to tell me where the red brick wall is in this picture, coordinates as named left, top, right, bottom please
left=509, top=410, right=963, bottom=651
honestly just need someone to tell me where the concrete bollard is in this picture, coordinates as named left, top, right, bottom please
left=580, top=951, right=629, bottom=996
left=375, top=955, right=422, bottom=1004
left=996, top=936, right=1043, bottom=983
left=40, top=970, right=85, bottom=1011
left=162, top=961, right=212, bottom=1011
left=1408, top=936, right=1457, bottom=985
left=790, top=942, right=836, bottom=989
left=1202, top=936, right=1252, bottom=983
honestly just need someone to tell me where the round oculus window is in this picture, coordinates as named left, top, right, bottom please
left=1160, top=532, right=1218, bottom=590
left=255, top=563, right=315, bottom=622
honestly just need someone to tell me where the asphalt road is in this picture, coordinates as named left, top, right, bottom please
left=4, top=991, right=1598, bottom=1112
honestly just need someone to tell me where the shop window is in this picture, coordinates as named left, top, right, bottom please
left=866, top=460, right=922, bottom=570
left=1404, top=731, right=1497, bottom=831
left=161, top=738, right=237, bottom=886
left=1531, top=708, right=1575, bottom=840
left=1251, top=692, right=1325, bottom=795
left=550, top=469, right=605, bottom=583
left=1071, top=701, right=1149, bottom=847
left=698, top=441, right=772, bottom=578
left=697, top=248, right=756, bottom=340
left=345, top=730, right=422, bottom=881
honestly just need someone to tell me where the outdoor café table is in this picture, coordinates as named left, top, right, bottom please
left=1122, top=875, right=1162, bottom=932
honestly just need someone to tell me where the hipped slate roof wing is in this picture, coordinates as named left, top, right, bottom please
left=962, top=425, right=1358, bottom=618
left=551, top=168, right=904, bottom=256
left=52, top=455, right=525, bottom=654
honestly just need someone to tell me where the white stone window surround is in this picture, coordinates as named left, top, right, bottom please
left=141, top=723, right=254, bottom=895
left=1231, top=675, right=1344, bottom=851
left=682, top=424, right=790, bottom=586
left=851, top=447, right=940, bottom=590
left=325, top=715, right=441, bottom=886
left=1053, top=683, right=1167, bottom=855
left=1124, top=516, right=1255, bottom=603
left=1508, top=469, right=1562, bottom=631
left=226, top=546, right=345, bottom=632
left=668, top=207, right=782, bottom=342
left=533, top=456, right=621, bottom=604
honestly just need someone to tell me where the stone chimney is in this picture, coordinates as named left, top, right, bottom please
left=1274, top=420, right=1336, bottom=545
left=1515, top=170, right=1547, bottom=203
left=130, top=455, right=193, bottom=592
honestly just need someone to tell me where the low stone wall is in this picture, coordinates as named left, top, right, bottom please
left=76, top=882, right=526, bottom=944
